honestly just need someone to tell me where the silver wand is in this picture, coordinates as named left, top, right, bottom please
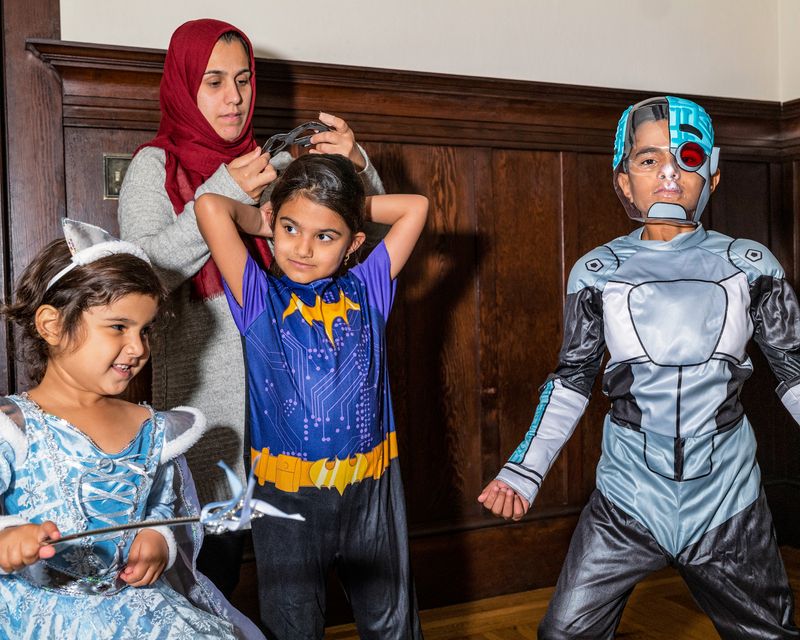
left=43, top=459, right=304, bottom=547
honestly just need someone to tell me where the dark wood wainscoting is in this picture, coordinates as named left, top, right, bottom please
left=7, top=40, right=800, bottom=612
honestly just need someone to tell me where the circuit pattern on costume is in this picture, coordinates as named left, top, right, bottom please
left=224, top=242, right=398, bottom=493
left=223, top=242, right=422, bottom=639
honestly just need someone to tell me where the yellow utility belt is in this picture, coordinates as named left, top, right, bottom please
left=251, top=432, right=398, bottom=495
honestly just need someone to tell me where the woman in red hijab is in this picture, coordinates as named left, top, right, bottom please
left=118, top=18, right=385, bottom=600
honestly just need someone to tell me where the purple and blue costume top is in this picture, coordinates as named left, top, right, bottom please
left=224, top=242, right=399, bottom=492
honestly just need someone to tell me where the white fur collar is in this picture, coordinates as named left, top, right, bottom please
left=0, top=409, right=27, bottom=465
left=159, top=406, right=207, bottom=463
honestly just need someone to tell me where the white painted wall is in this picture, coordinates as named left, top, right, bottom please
left=60, top=0, right=791, bottom=101
left=779, top=0, right=800, bottom=102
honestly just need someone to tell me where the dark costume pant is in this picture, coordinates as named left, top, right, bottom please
left=196, top=530, right=247, bottom=598
left=539, top=490, right=798, bottom=640
left=251, top=464, right=423, bottom=640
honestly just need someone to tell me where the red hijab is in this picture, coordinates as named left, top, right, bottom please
left=140, top=18, right=270, bottom=300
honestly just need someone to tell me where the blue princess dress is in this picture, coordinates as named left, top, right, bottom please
left=0, top=394, right=263, bottom=640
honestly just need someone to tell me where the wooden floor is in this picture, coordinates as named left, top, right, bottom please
left=325, top=547, right=800, bottom=639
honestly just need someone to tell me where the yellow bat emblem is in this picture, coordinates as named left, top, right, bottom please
left=282, top=290, right=360, bottom=345
left=309, top=454, right=370, bottom=495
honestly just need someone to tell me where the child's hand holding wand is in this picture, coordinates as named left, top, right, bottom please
left=0, top=521, right=60, bottom=572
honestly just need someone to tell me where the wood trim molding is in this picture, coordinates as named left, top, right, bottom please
left=27, top=39, right=785, bottom=159
left=780, top=98, right=800, bottom=159
left=14, top=35, right=800, bottom=611
left=1, top=3, right=64, bottom=393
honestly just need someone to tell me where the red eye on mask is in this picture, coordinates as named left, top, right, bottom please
left=677, top=142, right=705, bottom=171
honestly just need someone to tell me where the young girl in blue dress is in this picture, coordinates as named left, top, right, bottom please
left=0, top=221, right=264, bottom=639
left=195, top=154, right=428, bottom=639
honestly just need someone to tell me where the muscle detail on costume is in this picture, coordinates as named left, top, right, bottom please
left=750, top=276, right=800, bottom=389
left=591, top=227, right=778, bottom=552
left=749, top=275, right=800, bottom=427
left=598, top=230, right=757, bottom=440
left=500, top=227, right=790, bottom=549
left=553, top=288, right=606, bottom=397
left=603, top=364, right=642, bottom=429
left=729, top=237, right=800, bottom=421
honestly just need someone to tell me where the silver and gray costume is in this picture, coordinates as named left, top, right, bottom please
left=498, top=225, right=800, bottom=639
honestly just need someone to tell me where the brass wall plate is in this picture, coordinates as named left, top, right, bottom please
left=103, top=154, right=132, bottom=199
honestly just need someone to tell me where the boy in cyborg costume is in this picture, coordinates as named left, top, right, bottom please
left=479, top=96, right=800, bottom=639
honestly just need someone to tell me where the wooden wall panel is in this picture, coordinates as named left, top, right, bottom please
left=7, top=40, right=800, bottom=615
left=785, top=162, right=800, bottom=485
left=1, top=2, right=63, bottom=391
left=709, top=160, right=772, bottom=244
left=63, top=127, right=151, bottom=233
left=492, top=149, right=565, bottom=506
left=375, top=142, right=485, bottom=528
left=409, top=512, right=580, bottom=608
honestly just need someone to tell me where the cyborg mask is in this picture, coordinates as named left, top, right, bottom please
left=612, top=96, right=720, bottom=225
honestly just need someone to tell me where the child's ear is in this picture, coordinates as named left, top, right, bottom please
left=348, top=232, right=366, bottom=255
left=709, top=169, right=721, bottom=194
left=34, top=305, right=64, bottom=346
left=617, top=172, right=633, bottom=202
left=262, top=201, right=275, bottom=226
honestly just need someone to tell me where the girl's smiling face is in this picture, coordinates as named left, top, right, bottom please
left=43, top=293, right=159, bottom=398
left=272, top=195, right=365, bottom=284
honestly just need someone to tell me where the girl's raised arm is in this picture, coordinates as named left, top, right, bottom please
left=366, top=195, right=428, bottom=279
left=195, top=194, right=271, bottom=305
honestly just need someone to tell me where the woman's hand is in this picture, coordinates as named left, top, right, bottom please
left=0, top=521, right=60, bottom=572
left=227, top=148, right=278, bottom=201
left=309, top=112, right=367, bottom=170
left=120, top=529, right=168, bottom=587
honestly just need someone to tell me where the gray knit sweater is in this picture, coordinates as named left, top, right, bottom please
left=117, top=146, right=384, bottom=503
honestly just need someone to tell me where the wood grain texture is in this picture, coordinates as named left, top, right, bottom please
left=6, top=39, right=800, bottom=613
left=492, top=149, right=565, bottom=505
left=375, top=142, right=485, bottom=527
left=1, top=2, right=64, bottom=391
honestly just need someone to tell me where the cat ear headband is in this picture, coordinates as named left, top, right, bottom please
left=45, top=218, right=151, bottom=292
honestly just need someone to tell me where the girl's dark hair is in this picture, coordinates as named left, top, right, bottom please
left=2, top=240, right=167, bottom=385
left=270, top=153, right=366, bottom=236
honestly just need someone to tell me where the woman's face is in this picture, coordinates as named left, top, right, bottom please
left=196, top=38, right=252, bottom=141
